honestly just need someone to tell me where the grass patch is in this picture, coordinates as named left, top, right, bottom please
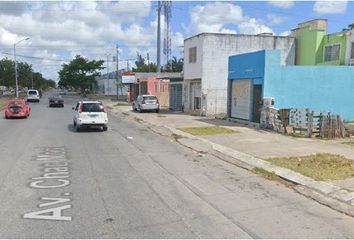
left=114, top=102, right=130, bottom=106
left=266, top=153, right=354, bottom=181
left=178, top=126, right=236, bottom=136
left=252, top=167, right=278, bottom=180
left=157, top=114, right=166, bottom=118
left=0, top=98, right=8, bottom=110
left=122, top=112, right=130, bottom=116
left=342, top=141, right=354, bottom=146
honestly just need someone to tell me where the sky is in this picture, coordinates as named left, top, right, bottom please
left=0, top=0, right=353, bottom=81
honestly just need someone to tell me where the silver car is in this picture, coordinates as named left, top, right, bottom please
left=133, top=95, right=160, bottom=113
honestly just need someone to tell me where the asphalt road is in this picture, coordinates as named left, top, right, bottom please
left=1, top=91, right=354, bottom=238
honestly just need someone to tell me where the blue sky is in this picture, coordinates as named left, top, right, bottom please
left=0, top=1, right=353, bottom=80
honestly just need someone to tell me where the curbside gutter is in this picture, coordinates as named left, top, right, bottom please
left=110, top=108, right=354, bottom=217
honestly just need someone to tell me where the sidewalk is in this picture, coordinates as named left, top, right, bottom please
left=103, top=100, right=354, bottom=217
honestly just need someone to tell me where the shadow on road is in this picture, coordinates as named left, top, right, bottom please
left=67, top=124, right=104, bottom=133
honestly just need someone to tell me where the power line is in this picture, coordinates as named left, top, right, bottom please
left=1, top=52, right=70, bottom=62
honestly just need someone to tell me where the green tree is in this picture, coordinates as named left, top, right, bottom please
left=58, top=55, right=104, bottom=93
left=167, top=57, right=183, bottom=72
left=133, top=53, right=157, bottom=72
left=0, top=58, right=15, bottom=87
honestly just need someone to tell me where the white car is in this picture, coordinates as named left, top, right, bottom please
left=72, top=101, right=108, bottom=132
left=27, top=89, right=40, bottom=102
left=132, top=95, right=160, bottom=113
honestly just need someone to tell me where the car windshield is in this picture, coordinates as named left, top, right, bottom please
left=9, top=103, right=22, bottom=107
left=82, top=103, right=104, bottom=112
left=143, top=96, right=157, bottom=100
left=28, top=91, right=37, bottom=95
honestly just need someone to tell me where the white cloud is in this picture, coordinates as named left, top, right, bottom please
left=186, top=2, right=243, bottom=36
left=280, top=30, right=291, bottom=36
left=313, top=1, right=347, bottom=14
left=238, top=18, right=275, bottom=35
left=266, top=14, right=287, bottom=26
left=0, top=1, right=155, bottom=80
left=268, top=1, right=294, bottom=8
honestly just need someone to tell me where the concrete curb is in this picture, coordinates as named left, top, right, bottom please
left=110, top=108, right=354, bottom=217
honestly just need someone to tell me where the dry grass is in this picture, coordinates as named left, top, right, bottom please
left=266, top=153, right=354, bottom=181
left=342, top=141, right=354, bottom=146
left=0, top=97, right=10, bottom=110
left=178, top=126, right=236, bottom=136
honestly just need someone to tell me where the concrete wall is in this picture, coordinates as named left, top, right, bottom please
left=184, top=33, right=295, bottom=116
left=345, top=29, right=354, bottom=65
left=184, top=35, right=204, bottom=80
left=262, top=50, right=354, bottom=120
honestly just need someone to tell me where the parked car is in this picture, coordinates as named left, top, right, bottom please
left=4, top=98, right=31, bottom=119
left=72, top=101, right=108, bottom=131
left=132, top=95, right=160, bottom=113
left=49, top=95, right=64, bottom=107
left=27, top=89, right=40, bottom=102
left=59, top=89, right=67, bottom=95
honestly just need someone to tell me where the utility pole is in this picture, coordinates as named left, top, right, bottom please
left=106, top=54, right=110, bottom=96
left=116, top=44, right=119, bottom=100
left=157, top=1, right=161, bottom=74
left=14, top=37, right=29, bottom=98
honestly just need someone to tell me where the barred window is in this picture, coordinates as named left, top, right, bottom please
left=324, top=44, right=340, bottom=62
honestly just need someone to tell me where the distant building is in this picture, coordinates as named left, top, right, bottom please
left=183, top=33, right=296, bottom=116
left=95, top=70, right=128, bottom=96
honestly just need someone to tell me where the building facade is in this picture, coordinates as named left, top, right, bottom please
left=292, top=19, right=353, bottom=66
left=183, top=33, right=296, bottom=116
left=228, top=50, right=354, bottom=121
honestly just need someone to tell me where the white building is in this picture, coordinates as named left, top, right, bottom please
left=183, top=33, right=296, bottom=116
left=345, top=29, right=354, bottom=65
left=95, top=70, right=127, bottom=96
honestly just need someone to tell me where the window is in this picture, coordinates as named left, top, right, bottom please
left=351, top=42, right=354, bottom=59
left=189, top=47, right=197, bottom=63
left=194, top=97, right=201, bottom=110
left=82, top=103, right=104, bottom=112
left=324, top=44, right=340, bottom=62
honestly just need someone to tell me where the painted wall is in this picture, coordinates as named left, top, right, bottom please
left=321, top=33, right=348, bottom=65
left=262, top=50, right=354, bottom=120
left=183, top=35, right=203, bottom=80
left=296, top=26, right=326, bottom=65
left=345, top=29, right=354, bottom=65
left=184, top=33, right=295, bottom=116
left=229, top=50, right=354, bottom=121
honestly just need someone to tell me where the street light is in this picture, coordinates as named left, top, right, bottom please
left=14, top=37, right=30, bottom=98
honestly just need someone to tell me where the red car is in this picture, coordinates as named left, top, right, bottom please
left=4, top=98, right=31, bottom=119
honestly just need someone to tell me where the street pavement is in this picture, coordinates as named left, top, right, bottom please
left=1, top=92, right=354, bottom=238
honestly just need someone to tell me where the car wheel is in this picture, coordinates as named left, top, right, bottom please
left=76, top=124, right=81, bottom=132
left=138, top=105, right=142, bottom=113
left=156, top=108, right=160, bottom=113
left=103, top=125, right=108, bottom=131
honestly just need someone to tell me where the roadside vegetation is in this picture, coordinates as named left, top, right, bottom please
left=0, top=97, right=8, bottom=110
left=265, top=153, right=354, bottom=181
left=178, top=126, right=236, bottom=136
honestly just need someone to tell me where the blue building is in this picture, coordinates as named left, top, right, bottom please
left=228, top=50, right=354, bottom=122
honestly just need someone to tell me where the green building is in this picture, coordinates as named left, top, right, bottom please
left=291, top=19, right=352, bottom=65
